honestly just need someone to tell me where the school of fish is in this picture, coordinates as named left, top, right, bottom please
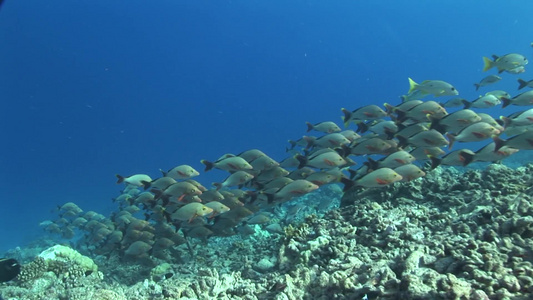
left=42, top=49, right=533, bottom=260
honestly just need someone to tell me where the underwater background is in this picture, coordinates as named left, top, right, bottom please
left=2, top=1, right=533, bottom=299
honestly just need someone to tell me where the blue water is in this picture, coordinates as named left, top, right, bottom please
left=0, top=0, right=532, bottom=253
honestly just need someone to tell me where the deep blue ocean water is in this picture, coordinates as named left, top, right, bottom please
left=0, top=0, right=532, bottom=253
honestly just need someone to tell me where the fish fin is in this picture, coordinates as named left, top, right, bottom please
left=341, top=108, right=352, bottom=127
left=141, top=180, right=151, bottom=191
left=200, top=160, right=214, bottom=172
left=482, top=57, right=494, bottom=72
left=458, top=151, right=475, bottom=166
left=364, top=157, right=379, bottom=171
left=428, top=156, right=441, bottom=170
left=287, top=140, right=297, bottom=150
left=339, top=177, right=355, bottom=192
left=474, top=83, right=480, bottom=91
left=472, top=132, right=486, bottom=139
left=518, top=79, right=528, bottom=90
left=461, top=99, right=472, bottom=109
left=446, top=133, right=456, bottom=150
left=501, top=97, right=511, bottom=108
left=383, top=103, right=396, bottom=115
left=429, top=118, right=446, bottom=134
left=213, top=182, right=222, bottom=190
left=408, top=77, right=418, bottom=94
left=159, top=169, right=168, bottom=177
left=500, top=116, right=512, bottom=129
left=356, top=121, right=369, bottom=133
left=375, top=178, right=388, bottom=185
left=295, top=154, right=308, bottom=169
left=305, top=122, right=313, bottom=132
left=492, top=136, right=506, bottom=152
left=115, top=174, right=125, bottom=184
left=396, top=135, right=408, bottom=149
left=491, top=54, right=499, bottom=60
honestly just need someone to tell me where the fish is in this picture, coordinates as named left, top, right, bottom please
left=213, top=171, right=254, bottom=190
left=306, top=121, right=341, bottom=133
left=483, top=53, right=528, bottom=73
left=0, top=258, right=20, bottom=283
left=246, top=213, right=271, bottom=225
left=339, top=130, right=361, bottom=142
left=446, top=122, right=500, bottom=149
left=249, top=155, right=279, bottom=171
left=394, top=100, right=448, bottom=122
left=204, top=201, right=230, bottom=217
left=517, top=79, right=533, bottom=90
left=500, top=108, right=533, bottom=128
left=384, top=100, right=424, bottom=114
left=171, top=203, right=214, bottom=222
left=160, top=165, right=200, bottom=180
left=493, top=131, right=533, bottom=151
left=201, top=156, right=253, bottom=172
left=408, top=78, right=459, bottom=97
left=356, top=120, right=398, bottom=136
left=345, top=137, right=392, bottom=155
left=439, top=97, right=468, bottom=108
left=365, top=150, right=415, bottom=170
left=341, top=105, right=388, bottom=127
left=477, top=113, right=504, bottom=132
left=429, top=149, right=476, bottom=169
left=116, top=174, right=152, bottom=186
left=296, top=149, right=348, bottom=169
left=153, top=181, right=203, bottom=204
left=304, top=133, right=351, bottom=149
left=237, top=149, right=267, bottom=162
left=485, top=90, right=510, bottom=100
left=474, top=75, right=501, bottom=90
left=501, top=91, right=533, bottom=108
left=397, top=129, right=449, bottom=148
left=141, top=176, right=176, bottom=191
left=394, top=164, right=426, bottom=182
left=463, top=94, right=501, bottom=109
left=342, top=167, right=402, bottom=191
left=429, top=109, right=481, bottom=134
left=409, top=146, right=446, bottom=161
left=265, top=179, right=319, bottom=202
left=471, top=142, right=519, bottom=163
left=507, top=66, right=526, bottom=74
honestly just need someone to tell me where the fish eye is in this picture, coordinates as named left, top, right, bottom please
left=451, top=87, right=456, bottom=91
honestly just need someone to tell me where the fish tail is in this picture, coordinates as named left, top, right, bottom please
left=407, top=77, right=418, bottom=94
left=446, top=133, right=456, bottom=150
left=305, top=122, right=314, bottom=132
left=295, top=154, right=308, bottom=169
left=115, top=174, right=125, bottom=184
left=339, top=177, right=355, bottom=192
left=474, top=83, right=480, bottom=91
left=493, top=136, right=506, bottom=152
left=429, top=117, right=446, bottom=134
left=428, top=156, right=442, bottom=170
left=501, top=97, right=511, bottom=108
left=500, top=116, right=512, bottom=129
left=213, top=182, right=222, bottom=190
left=383, top=103, right=396, bottom=115
left=482, top=56, right=494, bottom=72
left=141, top=180, right=151, bottom=190
left=396, top=135, right=408, bottom=149
left=518, top=79, right=528, bottom=90
left=461, top=99, right=472, bottom=109
left=159, top=169, right=168, bottom=177
left=303, top=136, right=315, bottom=149
left=458, top=151, right=475, bottom=166
left=356, top=121, right=369, bottom=133
left=341, top=108, right=351, bottom=127
left=200, top=160, right=214, bottom=172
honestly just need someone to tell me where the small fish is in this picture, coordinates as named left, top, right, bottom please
left=429, top=149, right=476, bottom=169
left=296, top=149, right=347, bottom=169
left=463, top=94, right=501, bottom=109
left=483, top=53, right=528, bottom=73
left=306, top=121, right=341, bottom=133
left=394, top=164, right=425, bottom=182
left=409, top=146, right=446, bottom=161
left=397, top=129, right=449, bottom=148
left=429, top=109, right=481, bottom=134
left=365, top=150, right=415, bottom=170
left=246, top=213, right=271, bottom=225
left=304, top=133, right=351, bottom=149
left=161, top=165, right=200, bottom=180
left=408, top=78, right=459, bottom=97
left=507, top=66, right=526, bottom=74
left=213, top=171, right=254, bottom=190
left=517, top=79, right=533, bottom=90
left=0, top=258, right=20, bottom=283
left=171, top=203, right=214, bottom=222
left=485, top=90, right=510, bottom=100
left=477, top=113, right=504, bottom=132
left=141, top=176, right=176, bottom=190
left=346, top=137, right=392, bottom=155
left=494, top=131, right=533, bottom=151
left=343, top=167, right=402, bottom=190
left=201, top=156, right=253, bottom=172
left=394, top=100, right=447, bottom=122
left=116, top=174, right=152, bottom=186
left=356, top=120, right=398, bottom=136
left=341, top=105, right=388, bottom=127
left=249, top=155, right=279, bottom=171
left=237, top=149, right=267, bottom=162
left=384, top=100, right=424, bottom=114
left=500, top=108, right=533, bottom=127
left=472, top=142, right=519, bottom=163
left=339, top=130, right=361, bottom=142
left=266, top=179, right=319, bottom=202
left=204, top=201, right=230, bottom=217
left=502, top=91, right=533, bottom=108
left=474, top=75, right=501, bottom=90
left=446, top=122, right=500, bottom=149
left=439, top=97, right=467, bottom=108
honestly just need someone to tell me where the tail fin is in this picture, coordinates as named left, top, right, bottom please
left=141, top=180, right=151, bottom=190
left=482, top=57, right=494, bottom=72
left=356, top=121, right=369, bottom=133
left=159, top=168, right=168, bottom=177
left=116, top=174, right=125, bottom=184
left=500, top=116, right=512, bottom=129
left=518, top=79, right=528, bottom=90
left=461, top=99, right=472, bottom=109
left=295, top=154, right=308, bottom=169
left=492, top=136, right=506, bottom=152
left=501, top=97, right=511, bottom=108
left=200, top=160, right=215, bottom=172
left=446, top=133, right=456, bottom=150
left=474, top=83, right=480, bottom=91
left=339, top=177, right=355, bottom=192
left=341, top=108, right=352, bottom=127
left=305, top=122, right=314, bottom=132
left=458, top=151, right=475, bottom=166
left=213, top=182, right=223, bottom=190
left=408, top=77, right=418, bottom=94
left=429, top=156, right=441, bottom=170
